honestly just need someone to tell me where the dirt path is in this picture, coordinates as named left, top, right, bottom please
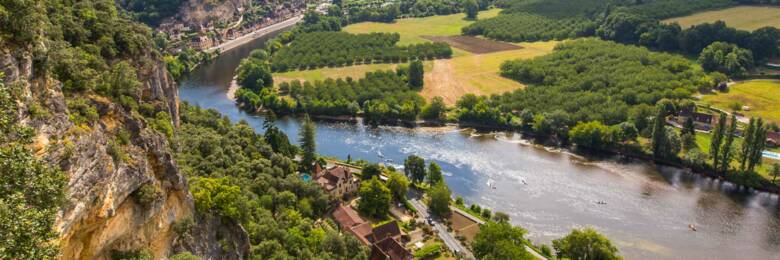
left=421, top=59, right=482, bottom=105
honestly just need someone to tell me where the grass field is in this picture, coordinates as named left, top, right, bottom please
left=693, top=131, right=780, bottom=182
left=663, top=6, right=780, bottom=31
left=274, top=63, right=399, bottom=83
left=344, top=9, right=502, bottom=46
left=422, top=41, right=558, bottom=104
left=700, top=80, right=780, bottom=124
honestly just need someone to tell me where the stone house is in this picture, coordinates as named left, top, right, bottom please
left=332, top=204, right=373, bottom=245
left=767, top=131, right=780, bottom=147
left=315, top=165, right=361, bottom=199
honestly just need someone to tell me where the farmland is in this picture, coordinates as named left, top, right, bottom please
left=663, top=6, right=780, bottom=31
left=343, top=8, right=502, bottom=46
left=273, top=63, right=399, bottom=83
left=273, top=41, right=558, bottom=105
left=274, top=8, right=555, bottom=104
left=421, top=41, right=557, bottom=104
left=700, top=80, right=780, bottom=124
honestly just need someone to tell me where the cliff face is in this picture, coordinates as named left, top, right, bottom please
left=178, top=0, right=251, bottom=27
left=0, top=47, right=247, bottom=259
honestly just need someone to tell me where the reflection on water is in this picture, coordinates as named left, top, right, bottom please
left=179, top=32, right=780, bottom=259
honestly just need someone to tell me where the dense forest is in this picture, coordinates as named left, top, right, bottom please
left=269, top=31, right=451, bottom=72
left=237, top=63, right=430, bottom=124
left=177, top=103, right=369, bottom=259
left=494, top=39, right=710, bottom=126
left=340, top=0, right=495, bottom=19
left=120, top=0, right=185, bottom=26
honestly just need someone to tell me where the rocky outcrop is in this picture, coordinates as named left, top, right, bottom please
left=177, top=0, right=250, bottom=28
left=1, top=45, right=248, bottom=259
left=172, top=213, right=251, bottom=260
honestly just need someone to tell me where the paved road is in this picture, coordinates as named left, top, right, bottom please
left=207, top=15, right=303, bottom=53
left=408, top=199, right=471, bottom=258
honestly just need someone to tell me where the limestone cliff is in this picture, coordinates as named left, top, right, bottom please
left=0, top=46, right=248, bottom=259
left=177, top=0, right=251, bottom=28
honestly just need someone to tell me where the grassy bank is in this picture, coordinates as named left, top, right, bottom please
left=663, top=6, right=780, bottom=31
left=343, top=9, right=502, bottom=46
left=700, top=80, right=780, bottom=124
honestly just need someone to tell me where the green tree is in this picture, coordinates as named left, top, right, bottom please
left=740, top=117, right=757, bottom=171
left=107, top=61, right=141, bottom=98
left=361, top=163, right=382, bottom=180
left=597, top=12, right=652, bottom=44
left=420, top=96, right=446, bottom=121
left=651, top=107, right=668, bottom=158
left=493, top=211, right=510, bottom=222
left=427, top=181, right=451, bottom=216
left=718, top=114, right=738, bottom=174
left=682, top=116, right=696, bottom=137
left=710, top=112, right=727, bottom=171
left=748, top=128, right=767, bottom=173
left=464, top=0, right=479, bottom=20
left=357, top=177, right=392, bottom=218
left=299, top=115, right=317, bottom=173
left=681, top=132, right=697, bottom=151
left=385, top=172, right=410, bottom=200
left=0, top=75, right=67, bottom=259
left=169, top=252, right=201, bottom=260
left=427, top=161, right=444, bottom=185
left=404, top=155, right=426, bottom=183
left=552, top=228, right=621, bottom=260
left=472, top=222, right=532, bottom=260
left=236, top=55, right=273, bottom=92
left=263, top=113, right=296, bottom=157
left=408, top=59, right=424, bottom=89
left=190, top=177, right=247, bottom=221
left=570, top=121, right=611, bottom=150
left=698, top=42, right=754, bottom=76
left=772, top=163, right=780, bottom=182
left=746, top=118, right=767, bottom=173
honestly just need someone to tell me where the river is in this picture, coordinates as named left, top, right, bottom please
left=178, top=29, right=780, bottom=259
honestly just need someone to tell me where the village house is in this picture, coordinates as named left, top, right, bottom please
left=331, top=205, right=412, bottom=260
left=369, top=221, right=412, bottom=260
left=190, top=35, right=214, bottom=49
left=332, top=204, right=374, bottom=245
left=677, top=110, right=715, bottom=131
left=767, top=131, right=780, bottom=147
left=370, top=236, right=413, bottom=260
left=315, top=165, right=361, bottom=199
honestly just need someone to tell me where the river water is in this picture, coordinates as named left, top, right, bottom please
left=178, top=29, right=780, bottom=259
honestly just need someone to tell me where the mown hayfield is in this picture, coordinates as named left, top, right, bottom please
left=701, top=80, right=780, bottom=124
left=343, top=9, right=502, bottom=46
left=663, top=6, right=780, bottom=31
left=422, top=41, right=558, bottom=105
left=273, top=63, right=398, bottom=83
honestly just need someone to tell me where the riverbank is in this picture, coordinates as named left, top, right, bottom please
left=236, top=99, right=780, bottom=194
left=206, top=15, right=303, bottom=54
left=180, top=23, right=780, bottom=259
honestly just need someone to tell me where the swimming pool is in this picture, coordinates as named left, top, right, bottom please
left=763, top=151, right=780, bottom=160
left=301, top=173, right=312, bottom=182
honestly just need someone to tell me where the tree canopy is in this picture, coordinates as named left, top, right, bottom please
left=552, top=228, right=621, bottom=260
left=472, top=221, right=533, bottom=260
left=357, top=177, right=393, bottom=218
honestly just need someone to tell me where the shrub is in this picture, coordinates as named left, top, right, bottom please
left=172, top=216, right=195, bottom=237
left=133, top=183, right=161, bottom=207
left=414, top=243, right=442, bottom=258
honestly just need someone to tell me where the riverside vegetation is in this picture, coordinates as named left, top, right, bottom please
left=234, top=1, right=780, bottom=190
